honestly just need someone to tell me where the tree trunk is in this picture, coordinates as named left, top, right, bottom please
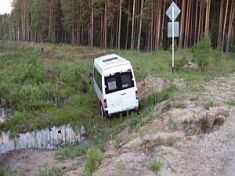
left=125, top=0, right=130, bottom=49
left=205, top=0, right=211, bottom=32
left=118, top=0, right=122, bottom=50
left=222, top=0, right=229, bottom=49
left=179, top=0, right=186, bottom=48
left=217, top=0, right=223, bottom=46
left=104, top=2, right=107, bottom=49
left=131, top=0, right=136, bottom=50
left=89, top=0, right=93, bottom=49
left=137, top=0, right=144, bottom=51
left=226, top=1, right=234, bottom=52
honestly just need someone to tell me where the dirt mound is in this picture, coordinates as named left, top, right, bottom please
left=137, top=75, right=169, bottom=99
left=153, top=107, right=229, bottom=135
left=94, top=152, right=155, bottom=176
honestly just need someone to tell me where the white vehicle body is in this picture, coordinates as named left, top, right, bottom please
left=93, top=54, right=139, bottom=117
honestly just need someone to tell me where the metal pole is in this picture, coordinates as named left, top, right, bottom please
left=172, top=5, right=175, bottom=73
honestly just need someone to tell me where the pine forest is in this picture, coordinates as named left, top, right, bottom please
left=0, top=0, right=234, bottom=52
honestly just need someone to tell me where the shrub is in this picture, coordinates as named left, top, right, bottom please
left=193, top=32, right=212, bottom=70
left=149, top=158, right=163, bottom=172
left=165, top=136, right=175, bottom=146
left=204, top=100, right=214, bottom=110
left=175, top=55, right=188, bottom=69
left=156, top=137, right=164, bottom=146
left=214, top=43, right=223, bottom=66
left=0, top=169, right=5, bottom=176
left=84, top=147, right=103, bottom=176
left=21, top=58, right=44, bottom=83
left=140, top=85, right=176, bottom=109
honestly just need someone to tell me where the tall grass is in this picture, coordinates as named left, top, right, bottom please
left=83, top=147, right=103, bottom=176
left=0, top=41, right=235, bottom=137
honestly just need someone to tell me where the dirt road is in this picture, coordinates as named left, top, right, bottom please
left=223, top=109, right=235, bottom=176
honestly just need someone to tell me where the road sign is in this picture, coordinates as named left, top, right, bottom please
left=167, top=22, right=179, bottom=38
left=166, top=2, right=181, bottom=22
left=166, top=1, right=181, bottom=73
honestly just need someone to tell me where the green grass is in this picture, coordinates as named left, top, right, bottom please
left=0, top=40, right=235, bottom=160
left=204, top=100, right=214, bottom=110
left=0, top=169, right=5, bottom=176
left=155, top=136, right=175, bottom=147
left=165, top=136, right=175, bottom=146
left=83, top=147, right=103, bottom=176
left=156, top=137, right=164, bottom=146
left=37, top=165, right=62, bottom=176
left=149, top=158, right=163, bottom=172
left=56, top=145, right=87, bottom=160
left=226, top=100, right=235, bottom=106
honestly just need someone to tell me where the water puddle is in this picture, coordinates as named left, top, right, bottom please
left=0, top=125, right=85, bottom=153
left=0, top=108, right=7, bottom=123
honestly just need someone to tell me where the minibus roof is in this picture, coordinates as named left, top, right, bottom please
left=94, top=54, right=131, bottom=72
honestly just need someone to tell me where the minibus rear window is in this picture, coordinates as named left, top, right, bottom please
left=105, top=71, right=134, bottom=94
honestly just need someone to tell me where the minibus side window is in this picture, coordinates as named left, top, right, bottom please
left=94, top=68, right=102, bottom=93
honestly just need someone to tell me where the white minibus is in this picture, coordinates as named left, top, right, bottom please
left=93, top=54, right=139, bottom=117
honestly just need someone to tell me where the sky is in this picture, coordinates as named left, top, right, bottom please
left=0, top=0, right=13, bottom=14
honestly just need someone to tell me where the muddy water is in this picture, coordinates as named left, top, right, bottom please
left=0, top=108, right=7, bottom=123
left=0, top=125, right=85, bottom=153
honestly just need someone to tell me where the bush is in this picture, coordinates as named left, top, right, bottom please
left=165, top=136, right=175, bottom=146
left=214, top=43, right=223, bottom=66
left=175, top=55, right=188, bottom=70
left=156, top=137, right=164, bottom=146
left=140, top=85, right=176, bottom=109
left=0, top=169, right=5, bottom=176
left=84, top=147, right=103, bottom=176
left=193, top=32, right=212, bottom=70
left=149, top=158, right=163, bottom=172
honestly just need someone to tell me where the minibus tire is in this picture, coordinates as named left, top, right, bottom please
left=100, top=106, right=106, bottom=119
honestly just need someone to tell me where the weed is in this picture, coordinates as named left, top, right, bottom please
left=9, top=129, right=19, bottom=140
left=162, top=103, right=172, bottom=112
left=226, top=100, right=235, bottom=106
left=37, top=165, right=62, bottom=176
left=204, top=100, right=214, bottom=110
left=140, top=85, right=176, bottom=109
left=165, top=136, right=175, bottom=146
left=149, top=158, right=163, bottom=172
left=175, top=102, right=186, bottom=109
left=56, top=145, right=87, bottom=160
left=214, top=43, right=223, bottom=66
left=175, top=55, right=188, bottom=70
left=156, top=137, right=164, bottom=146
left=0, top=169, right=5, bottom=176
left=84, top=147, right=103, bottom=176
left=190, top=96, right=199, bottom=101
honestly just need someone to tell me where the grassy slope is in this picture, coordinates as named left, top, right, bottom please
left=0, top=40, right=234, bottom=151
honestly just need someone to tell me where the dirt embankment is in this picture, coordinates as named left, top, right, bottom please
left=92, top=73, right=235, bottom=176
left=1, top=73, right=235, bottom=176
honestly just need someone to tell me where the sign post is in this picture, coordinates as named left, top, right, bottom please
left=166, top=1, right=181, bottom=73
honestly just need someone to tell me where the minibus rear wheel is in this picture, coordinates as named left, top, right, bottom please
left=100, top=106, right=106, bottom=119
